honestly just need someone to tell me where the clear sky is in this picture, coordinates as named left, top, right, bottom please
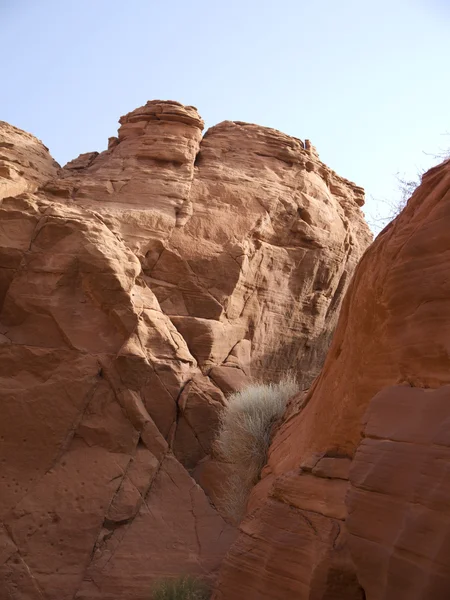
left=1, top=0, right=449, bottom=231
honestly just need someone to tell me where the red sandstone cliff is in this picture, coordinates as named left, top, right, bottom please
left=0, top=101, right=371, bottom=599
left=215, top=158, right=450, bottom=599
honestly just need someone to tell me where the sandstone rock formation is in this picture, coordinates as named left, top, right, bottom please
left=0, top=121, right=59, bottom=200
left=347, top=385, right=450, bottom=600
left=215, top=158, right=450, bottom=599
left=0, top=101, right=371, bottom=599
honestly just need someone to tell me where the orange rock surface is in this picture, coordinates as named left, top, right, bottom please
left=347, top=384, right=450, bottom=600
left=215, top=159, right=450, bottom=599
left=0, top=101, right=371, bottom=599
left=0, top=121, right=59, bottom=199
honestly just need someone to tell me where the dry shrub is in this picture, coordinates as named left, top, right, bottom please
left=216, top=376, right=299, bottom=522
left=151, top=575, right=210, bottom=600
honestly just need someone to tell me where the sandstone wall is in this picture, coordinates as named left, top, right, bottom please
left=347, top=384, right=450, bottom=600
left=215, top=159, right=450, bottom=599
left=0, top=101, right=371, bottom=599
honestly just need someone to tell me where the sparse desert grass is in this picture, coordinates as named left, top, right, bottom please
left=151, top=575, right=210, bottom=600
left=216, top=376, right=299, bottom=522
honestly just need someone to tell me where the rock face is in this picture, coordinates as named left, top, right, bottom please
left=347, top=385, right=450, bottom=600
left=0, top=121, right=59, bottom=200
left=0, top=102, right=370, bottom=599
left=215, top=159, right=450, bottom=598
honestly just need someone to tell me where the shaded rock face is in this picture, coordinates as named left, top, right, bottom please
left=347, top=385, right=450, bottom=600
left=215, top=159, right=450, bottom=599
left=0, top=101, right=371, bottom=599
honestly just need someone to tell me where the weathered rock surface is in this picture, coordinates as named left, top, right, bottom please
left=347, top=385, right=450, bottom=600
left=0, top=101, right=370, bottom=599
left=39, top=101, right=371, bottom=385
left=215, top=159, right=450, bottom=598
left=0, top=121, right=59, bottom=200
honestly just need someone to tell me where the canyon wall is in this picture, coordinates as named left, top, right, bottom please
left=215, top=158, right=450, bottom=599
left=0, top=102, right=371, bottom=599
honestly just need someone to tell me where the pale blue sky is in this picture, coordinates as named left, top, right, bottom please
left=1, top=0, right=449, bottom=230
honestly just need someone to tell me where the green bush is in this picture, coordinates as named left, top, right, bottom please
left=151, top=575, right=210, bottom=600
left=216, top=376, right=299, bottom=522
